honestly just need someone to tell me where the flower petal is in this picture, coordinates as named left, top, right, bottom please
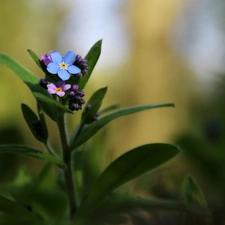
left=58, top=69, right=70, bottom=80
left=55, top=80, right=65, bottom=88
left=47, top=83, right=56, bottom=89
left=47, top=62, right=59, bottom=74
left=64, top=51, right=76, bottom=65
left=67, top=65, right=81, bottom=74
left=48, top=89, right=56, bottom=94
left=56, top=91, right=65, bottom=97
left=50, top=51, right=63, bottom=63
left=63, top=84, right=71, bottom=91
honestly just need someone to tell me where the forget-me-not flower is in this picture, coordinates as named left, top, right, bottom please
left=47, top=51, right=81, bottom=80
left=47, top=80, right=71, bottom=97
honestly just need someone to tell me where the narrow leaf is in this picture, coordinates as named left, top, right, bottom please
left=37, top=103, right=48, bottom=141
left=180, top=175, right=211, bottom=224
left=33, top=92, right=73, bottom=114
left=0, top=195, right=37, bottom=220
left=0, top=53, right=60, bottom=121
left=0, top=145, right=65, bottom=167
left=70, top=103, right=174, bottom=149
left=75, top=143, right=180, bottom=216
left=86, top=193, right=210, bottom=219
left=0, top=53, right=40, bottom=92
left=27, top=49, right=42, bottom=69
left=181, top=175, right=208, bottom=207
left=21, top=104, right=47, bottom=143
left=77, top=40, right=102, bottom=90
left=81, top=87, right=107, bottom=123
left=99, top=104, right=120, bottom=115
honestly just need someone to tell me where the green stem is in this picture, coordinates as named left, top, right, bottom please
left=43, top=141, right=58, bottom=158
left=57, top=114, right=76, bottom=218
left=73, top=122, right=85, bottom=143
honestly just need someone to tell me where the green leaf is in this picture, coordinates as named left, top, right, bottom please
left=180, top=176, right=212, bottom=224
left=37, top=103, right=48, bottom=141
left=75, top=143, right=180, bottom=216
left=181, top=175, right=208, bottom=207
left=81, top=87, right=107, bottom=124
left=77, top=40, right=102, bottom=90
left=0, top=53, right=41, bottom=92
left=0, top=145, right=65, bottom=167
left=0, top=195, right=37, bottom=220
left=33, top=92, right=73, bottom=115
left=99, top=104, right=120, bottom=115
left=21, top=104, right=47, bottom=143
left=27, top=49, right=42, bottom=70
left=70, top=103, right=174, bottom=149
left=0, top=53, right=60, bottom=121
left=35, top=163, right=55, bottom=189
left=77, top=193, right=210, bottom=225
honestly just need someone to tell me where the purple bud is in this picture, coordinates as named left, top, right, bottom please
left=69, top=91, right=75, bottom=97
left=72, top=85, right=79, bottom=92
left=39, top=78, right=48, bottom=89
left=77, top=91, right=85, bottom=97
left=80, top=99, right=86, bottom=104
left=40, top=53, right=52, bottom=66
left=69, top=103, right=82, bottom=111
left=74, top=54, right=89, bottom=76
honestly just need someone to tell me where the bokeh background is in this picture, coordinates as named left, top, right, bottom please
left=1, top=0, right=225, bottom=222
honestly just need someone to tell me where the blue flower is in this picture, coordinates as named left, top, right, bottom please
left=47, top=51, right=81, bottom=80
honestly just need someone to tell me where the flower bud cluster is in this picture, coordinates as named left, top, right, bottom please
left=68, top=85, right=85, bottom=111
left=74, top=55, right=89, bottom=77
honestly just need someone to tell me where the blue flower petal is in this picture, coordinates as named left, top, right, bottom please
left=67, top=65, right=81, bottom=74
left=47, top=62, right=59, bottom=74
left=58, top=69, right=70, bottom=80
left=51, top=51, right=63, bottom=63
left=64, top=51, right=76, bottom=65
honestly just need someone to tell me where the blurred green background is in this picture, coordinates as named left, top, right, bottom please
left=1, top=0, right=225, bottom=221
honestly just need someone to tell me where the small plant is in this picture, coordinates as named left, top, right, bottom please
left=0, top=40, right=203, bottom=225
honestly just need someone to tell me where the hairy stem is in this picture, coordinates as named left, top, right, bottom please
left=57, top=114, right=76, bottom=218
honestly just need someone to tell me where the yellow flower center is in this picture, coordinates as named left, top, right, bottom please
left=60, top=62, right=67, bottom=69
left=56, top=87, right=62, bottom=92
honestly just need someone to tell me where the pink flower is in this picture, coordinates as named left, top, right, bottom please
left=47, top=81, right=71, bottom=97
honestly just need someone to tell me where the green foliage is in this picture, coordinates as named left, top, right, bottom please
left=180, top=176, right=212, bottom=225
left=33, top=92, right=73, bottom=115
left=70, top=103, right=174, bottom=149
left=27, top=49, right=43, bottom=70
left=0, top=53, right=60, bottom=121
left=77, top=39, right=102, bottom=90
left=0, top=53, right=39, bottom=86
left=0, top=40, right=188, bottom=224
left=0, top=145, right=64, bottom=167
left=81, top=86, right=107, bottom=124
left=75, top=143, right=180, bottom=217
left=0, top=195, right=37, bottom=220
left=181, top=175, right=208, bottom=207
left=99, top=104, right=120, bottom=115
left=21, top=104, right=48, bottom=143
left=37, top=104, right=48, bottom=142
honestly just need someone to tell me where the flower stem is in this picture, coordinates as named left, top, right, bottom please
left=57, top=114, right=76, bottom=218
left=43, top=141, right=58, bottom=158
